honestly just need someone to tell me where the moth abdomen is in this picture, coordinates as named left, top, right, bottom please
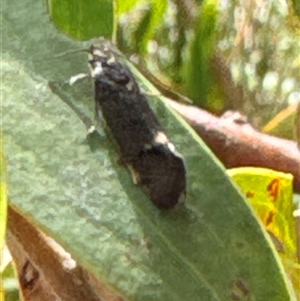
left=89, top=40, right=186, bottom=209
left=135, top=144, right=186, bottom=209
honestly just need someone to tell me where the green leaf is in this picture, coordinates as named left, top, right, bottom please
left=262, top=104, right=298, bottom=140
left=116, top=0, right=140, bottom=15
left=228, top=167, right=300, bottom=299
left=291, top=0, right=300, bottom=17
left=2, top=0, right=297, bottom=300
left=116, top=0, right=167, bottom=54
left=47, top=0, right=113, bottom=40
left=2, top=260, right=20, bottom=301
left=183, top=0, right=219, bottom=109
left=0, top=142, right=8, bottom=301
left=0, top=145, right=7, bottom=250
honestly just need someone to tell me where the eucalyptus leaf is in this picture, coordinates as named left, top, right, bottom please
left=2, top=0, right=297, bottom=300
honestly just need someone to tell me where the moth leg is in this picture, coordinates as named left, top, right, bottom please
left=117, top=157, right=140, bottom=185
left=94, top=100, right=101, bottom=122
left=68, top=73, right=89, bottom=86
left=127, top=165, right=141, bottom=185
left=87, top=101, right=102, bottom=134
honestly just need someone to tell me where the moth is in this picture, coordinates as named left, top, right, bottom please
left=88, top=39, right=186, bottom=209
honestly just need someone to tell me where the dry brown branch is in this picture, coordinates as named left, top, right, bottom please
left=167, top=99, right=300, bottom=193
left=6, top=205, right=126, bottom=301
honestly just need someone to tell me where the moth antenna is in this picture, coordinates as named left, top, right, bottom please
left=32, top=47, right=90, bottom=62
left=52, top=47, right=90, bottom=58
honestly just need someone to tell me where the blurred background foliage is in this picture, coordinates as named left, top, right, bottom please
left=116, top=0, right=300, bottom=132
left=49, top=0, right=300, bottom=139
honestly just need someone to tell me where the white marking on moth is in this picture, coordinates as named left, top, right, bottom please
left=154, top=131, right=169, bottom=145
left=107, top=55, right=116, bottom=65
left=91, top=62, right=103, bottom=78
left=93, top=49, right=106, bottom=57
left=167, top=142, right=176, bottom=152
left=126, top=80, right=134, bottom=91
left=127, top=165, right=140, bottom=185
left=69, top=73, right=88, bottom=85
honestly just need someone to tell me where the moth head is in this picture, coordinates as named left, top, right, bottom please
left=88, top=44, right=132, bottom=86
left=88, top=45, right=110, bottom=78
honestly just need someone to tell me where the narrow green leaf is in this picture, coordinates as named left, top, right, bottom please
left=183, top=0, right=219, bottom=109
left=0, top=142, right=8, bottom=301
left=0, top=145, right=7, bottom=249
left=116, top=0, right=167, bottom=54
left=262, top=104, right=298, bottom=140
left=2, top=0, right=297, bottom=300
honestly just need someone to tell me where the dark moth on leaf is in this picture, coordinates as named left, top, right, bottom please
left=88, top=39, right=186, bottom=209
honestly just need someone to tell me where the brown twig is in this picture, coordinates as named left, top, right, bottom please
left=6, top=205, right=126, bottom=301
left=167, top=99, right=300, bottom=193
